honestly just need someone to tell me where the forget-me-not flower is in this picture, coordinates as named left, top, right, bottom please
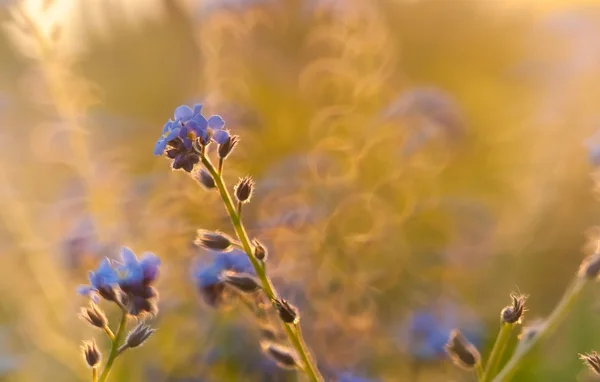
left=77, top=258, right=119, bottom=302
left=193, top=249, right=254, bottom=306
left=117, top=247, right=161, bottom=316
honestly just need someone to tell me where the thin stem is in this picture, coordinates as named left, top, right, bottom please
left=237, top=201, right=242, bottom=217
left=218, top=157, right=224, bottom=175
left=492, top=277, right=587, bottom=382
left=92, top=367, right=98, bottom=382
left=481, top=323, right=513, bottom=381
left=98, top=312, right=128, bottom=382
left=476, top=363, right=484, bottom=381
left=200, top=155, right=324, bottom=382
left=103, top=325, right=115, bottom=342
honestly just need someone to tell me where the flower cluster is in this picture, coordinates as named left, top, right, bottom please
left=193, top=248, right=255, bottom=306
left=77, top=247, right=160, bottom=381
left=154, top=103, right=323, bottom=381
left=153, top=104, right=230, bottom=172
left=78, top=247, right=161, bottom=317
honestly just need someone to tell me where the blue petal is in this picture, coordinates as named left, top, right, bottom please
left=182, top=138, right=193, bottom=150
left=121, top=247, right=138, bottom=266
left=193, top=103, right=203, bottom=115
left=207, top=115, right=225, bottom=129
left=192, top=114, right=208, bottom=131
left=212, top=129, right=230, bottom=145
left=174, top=105, right=194, bottom=122
left=196, top=264, right=222, bottom=288
left=165, top=127, right=180, bottom=141
left=154, top=138, right=168, bottom=156
left=161, top=120, right=174, bottom=134
left=77, top=285, right=94, bottom=297
left=140, top=253, right=161, bottom=282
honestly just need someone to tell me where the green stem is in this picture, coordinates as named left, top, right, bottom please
left=481, top=323, right=513, bottom=381
left=201, top=155, right=324, bottom=382
left=98, top=312, right=128, bottom=382
left=492, top=277, right=587, bottom=382
left=103, top=325, right=115, bottom=342
left=92, top=367, right=98, bottom=382
left=476, top=363, right=484, bottom=381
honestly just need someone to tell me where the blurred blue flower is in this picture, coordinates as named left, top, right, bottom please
left=338, top=372, right=378, bottom=382
left=118, top=247, right=161, bottom=287
left=153, top=119, right=181, bottom=156
left=193, top=249, right=254, bottom=306
left=77, top=258, right=119, bottom=302
left=397, top=302, right=484, bottom=362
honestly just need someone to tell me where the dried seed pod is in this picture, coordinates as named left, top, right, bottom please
left=274, top=299, right=299, bottom=324
left=218, top=135, right=240, bottom=160
left=261, top=342, right=301, bottom=369
left=501, top=293, right=527, bottom=324
left=580, top=351, right=600, bottom=375
left=579, top=253, right=600, bottom=280
left=234, top=176, right=254, bottom=203
left=221, top=272, right=262, bottom=293
left=195, top=230, right=233, bottom=252
left=125, top=322, right=156, bottom=349
left=81, top=340, right=101, bottom=368
left=80, top=302, right=108, bottom=328
left=195, top=169, right=216, bottom=190
left=252, top=239, right=268, bottom=261
left=445, top=329, right=480, bottom=370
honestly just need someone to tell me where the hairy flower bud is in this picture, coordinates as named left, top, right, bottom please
left=234, top=176, right=254, bottom=204
left=501, top=293, right=527, bottom=324
left=80, top=302, right=108, bottom=328
left=274, top=299, right=299, bottom=324
left=81, top=340, right=101, bottom=368
left=125, top=322, right=156, bottom=349
left=195, top=169, right=216, bottom=190
left=261, top=342, right=300, bottom=369
left=221, top=271, right=261, bottom=293
left=445, top=329, right=480, bottom=370
left=579, top=253, right=600, bottom=280
left=195, top=230, right=233, bottom=251
left=252, top=239, right=268, bottom=261
left=580, top=351, right=600, bottom=375
left=218, top=135, right=240, bottom=160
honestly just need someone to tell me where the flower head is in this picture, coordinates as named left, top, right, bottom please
left=118, top=247, right=161, bottom=287
left=193, top=249, right=254, bottom=306
left=77, top=258, right=119, bottom=302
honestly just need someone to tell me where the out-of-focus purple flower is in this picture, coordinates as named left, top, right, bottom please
left=397, top=302, right=484, bottom=362
left=118, top=247, right=161, bottom=287
left=584, top=130, right=600, bottom=166
left=77, top=258, right=119, bottom=302
left=337, top=372, right=378, bottom=382
left=193, top=249, right=254, bottom=306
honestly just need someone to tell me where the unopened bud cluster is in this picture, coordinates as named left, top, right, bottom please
left=501, top=293, right=527, bottom=324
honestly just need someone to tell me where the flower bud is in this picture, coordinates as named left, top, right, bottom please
left=274, top=299, right=299, bottom=324
left=125, top=322, right=156, bottom=349
left=80, top=302, right=108, bottom=328
left=445, top=329, right=481, bottom=370
left=579, top=253, right=600, bottom=280
left=234, top=176, right=254, bottom=203
left=218, top=135, right=240, bottom=160
left=580, top=351, right=600, bottom=375
left=221, top=271, right=262, bottom=293
left=252, top=239, right=268, bottom=261
left=261, top=342, right=301, bottom=369
left=195, top=230, right=232, bottom=251
left=81, top=340, right=101, bottom=368
left=501, top=293, right=527, bottom=324
left=195, top=169, right=216, bottom=190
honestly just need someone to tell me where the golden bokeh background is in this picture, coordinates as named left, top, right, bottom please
left=2, top=0, right=600, bottom=381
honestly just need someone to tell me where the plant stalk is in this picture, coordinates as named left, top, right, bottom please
left=98, top=312, right=128, bottom=382
left=201, top=155, right=324, bottom=382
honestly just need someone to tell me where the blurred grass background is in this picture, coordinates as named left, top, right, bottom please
left=2, top=0, right=600, bottom=380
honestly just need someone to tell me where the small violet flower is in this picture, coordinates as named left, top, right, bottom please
left=77, top=258, right=119, bottom=302
left=117, top=247, right=161, bottom=317
left=193, top=249, right=254, bottom=306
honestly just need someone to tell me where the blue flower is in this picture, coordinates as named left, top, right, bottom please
left=193, top=249, right=254, bottom=306
left=153, top=120, right=180, bottom=156
left=118, top=247, right=161, bottom=287
left=398, top=304, right=484, bottom=362
left=338, top=372, right=378, bottom=382
left=208, top=115, right=229, bottom=144
left=77, top=258, right=119, bottom=302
